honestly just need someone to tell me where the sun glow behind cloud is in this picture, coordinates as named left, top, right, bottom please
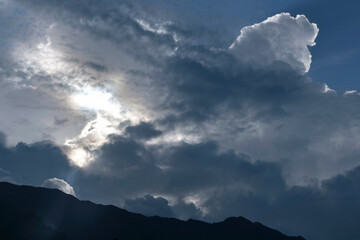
left=66, top=147, right=92, bottom=168
left=10, top=22, right=145, bottom=167
left=72, top=88, right=120, bottom=114
left=65, top=85, right=151, bottom=167
left=7, top=14, right=185, bottom=168
left=65, top=89, right=125, bottom=167
left=64, top=114, right=120, bottom=167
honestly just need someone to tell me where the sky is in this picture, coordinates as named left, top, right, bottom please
left=0, top=1, right=360, bottom=239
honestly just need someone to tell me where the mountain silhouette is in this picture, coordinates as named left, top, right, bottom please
left=0, top=182, right=305, bottom=240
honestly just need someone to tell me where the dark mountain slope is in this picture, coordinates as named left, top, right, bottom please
left=0, top=200, right=70, bottom=240
left=0, top=182, right=305, bottom=240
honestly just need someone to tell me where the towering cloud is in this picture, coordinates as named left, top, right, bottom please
left=229, top=13, right=319, bottom=73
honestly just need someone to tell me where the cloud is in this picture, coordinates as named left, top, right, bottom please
left=83, top=61, right=108, bottom=73
left=123, top=194, right=202, bottom=220
left=323, top=83, right=336, bottom=93
left=344, top=90, right=358, bottom=95
left=171, top=200, right=202, bottom=220
left=123, top=195, right=174, bottom=217
left=2, top=1, right=360, bottom=239
left=42, top=177, right=76, bottom=196
left=161, top=141, right=285, bottom=197
left=229, top=13, right=319, bottom=73
left=0, top=137, right=72, bottom=185
left=73, top=134, right=360, bottom=240
left=0, top=132, right=6, bottom=147
left=125, top=122, right=162, bottom=140
left=0, top=168, right=15, bottom=183
left=2, top=127, right=360, bottom=239
left=200, top=166, right=360, bottom=240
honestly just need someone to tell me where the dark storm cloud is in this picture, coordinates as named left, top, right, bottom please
left=125, top=122, right=162, bottom=140
left=154, top=55, right=315, bottom=122
left=200, top=166, right=360, bottom=240
left=146, top=48, right=360, bottom=184
left=0, top=135, right=72, bottom=185
left=171, top=200, right=202, bottom=221
left=89, top=135, right=161, bottom=177
left=75, top=134, right=166, bottom=201
left=123, top=194, right=202, bottom=220
left=71, top=132, right=287, bottom=223
left=60, top=124, right=288, bottom=208
left=161, top=141, right=285, bottom=197
left=1, top=127, right=360, bottom=240
left=80, top=131, right=285, bottom=201
left=73, top=131, right=360, bottom=240
left=101, top=135, right=359, bottom=240
left=124, top=195, right=174, bottom=218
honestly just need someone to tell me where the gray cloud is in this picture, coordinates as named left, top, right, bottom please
left=0, top=126, right=360, bottom=240
left=0, top=168, right=14, bottom=183
left=125, top=122, right=162, bottom=140
left=0, top=137, right=72, bottom=186
left=83, top=61, right=108, bottom=73
left=123, top=194, right=202, bottom=220
left=200, top=166, right=360, bottom=240
left=124, top=195, right=174, bottom=218
left=76, top=133, right=360, bottom=240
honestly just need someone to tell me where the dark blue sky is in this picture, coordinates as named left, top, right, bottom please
left=289, top=0, right=360, bottom=91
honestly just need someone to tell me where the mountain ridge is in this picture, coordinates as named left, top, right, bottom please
left=0, top=182, right=305, bottom=240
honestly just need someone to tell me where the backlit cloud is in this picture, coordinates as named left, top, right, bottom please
left=230, top=13, right=318, bottom=73
left=42, top=177, right=76, bottom=196
left=1, top=1, right=360, bottom=239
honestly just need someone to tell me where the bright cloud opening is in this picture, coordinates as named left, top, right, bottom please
left=66, top=147, right=92, bottom=167
left=72, top=88, right=120, bottom=114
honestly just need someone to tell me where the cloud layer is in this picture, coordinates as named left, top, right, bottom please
left=0, top=1, right=360, bottom=240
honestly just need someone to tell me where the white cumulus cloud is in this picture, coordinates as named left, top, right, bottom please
left=229, top=13, right=319, bottom=74
left=344, top=90, right=358, bottom=95
left=42, top=178, right=76, bottom=196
